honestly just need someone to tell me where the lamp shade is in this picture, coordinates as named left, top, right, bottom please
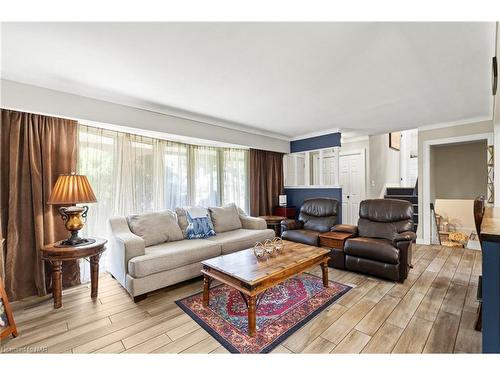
left=47, top=174, right=97, bottom=205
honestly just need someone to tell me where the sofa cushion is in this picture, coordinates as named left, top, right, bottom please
left=127, top=210, right=183, bottom=247
left=128, top=239, right=221, bottom=278
left=209, top=204, right=242, bottom=233
left=206, top=228, right=275, bottom=255
left=176, top=207, right=213, bottom=238
left=344, top=237, right=399, bottom=265
left=282, top=229, right=320, bottom=246
left=185, top=212, right=216, bottom=239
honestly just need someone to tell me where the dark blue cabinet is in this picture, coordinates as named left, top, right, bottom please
left=482, top=240, right=500, bottom=353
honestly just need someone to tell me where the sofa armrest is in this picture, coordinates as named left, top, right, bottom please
left=281, top=219, right=304, bottom=232
left=393, top=231, right=417, bottom=245
left=108, top=217, right=146, bottom=291
left=332, top=224, right=358, bottom=235
left=239, top=215, right=267, bottom=230
left=109, top=217, right=146, bottom=264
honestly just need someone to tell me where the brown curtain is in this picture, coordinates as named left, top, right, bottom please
left=249, top=148, right=284, bottom=216
left=0, top=109, right=80, bottom=301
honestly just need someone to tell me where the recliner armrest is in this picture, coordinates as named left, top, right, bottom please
left=332, top=224, right=358, bottom=235
left=394, top=231, right=415, bottom=280
left=393, top=231, right=417, bottom=245
left=281, top=219, right=304, bottom=232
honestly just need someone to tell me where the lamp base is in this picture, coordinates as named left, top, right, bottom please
left=55, top=205, right=95, bottom=248
left=55, top=230, right=96, bottom=248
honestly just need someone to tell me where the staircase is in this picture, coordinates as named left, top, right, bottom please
left=384, top=183, right=418, bottom=232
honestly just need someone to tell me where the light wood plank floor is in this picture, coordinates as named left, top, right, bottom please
left=0, top=244, right=482, bottom=354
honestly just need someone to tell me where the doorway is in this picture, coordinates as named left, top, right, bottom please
left=339, top=150, right=366, bottom=225
left=422, top=132, right=493, bottom=244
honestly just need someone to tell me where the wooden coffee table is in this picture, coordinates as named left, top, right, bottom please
left=201, top=240, right=330, bottom=337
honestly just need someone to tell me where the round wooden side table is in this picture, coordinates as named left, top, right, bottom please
left=259, top=215, right=286, bottom=236
left=40, top=237, right=107, bottom=309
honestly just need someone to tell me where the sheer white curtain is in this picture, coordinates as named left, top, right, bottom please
left=153, top=139, right=166, bottom=211
left=190, top=146, right=220, bottom=207
left=164, top=141, right=189, bottom=209
left=222, top=148, right=249, bottom=213
left=78, top=126, right=118, bottom=237
left=114, top=132, right=135, bottom=216
left=78, top=126, right=118, bottom=280
left=77, top=124, right=250, bottom=277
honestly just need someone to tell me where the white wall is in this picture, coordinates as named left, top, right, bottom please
left=0, top=80, right=290, bottom=153
left=400, top=129, right=418, bottom=187
left=434, top=199, right=476, bottom=235
left=431, top=140, right=488, bottom=200
left=368, top=133, right=401, bottom=198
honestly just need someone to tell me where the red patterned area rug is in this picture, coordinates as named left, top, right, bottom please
left=175, top=273, right=351, bottom=353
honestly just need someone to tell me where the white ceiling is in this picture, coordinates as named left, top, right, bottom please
left=1, top=22, right=496, bottom=139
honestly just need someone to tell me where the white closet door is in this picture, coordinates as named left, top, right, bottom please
left=339, top=155, right=351, bottom=224
left=339, top=152, right=365, bottom=225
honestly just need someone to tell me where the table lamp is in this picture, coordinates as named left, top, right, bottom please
left=47, top=173, right=97, bottom=247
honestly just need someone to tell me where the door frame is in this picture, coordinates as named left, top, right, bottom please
left=422, top=132, right=493, bottom=244
left=339, top=148, right=366, bottom=224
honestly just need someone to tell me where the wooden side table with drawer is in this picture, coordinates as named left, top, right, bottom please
left=273, top=206, right=296, bottom=219
left=319, top=232, right=354, bottom=269
left=259, top=215, right=286, bottom=237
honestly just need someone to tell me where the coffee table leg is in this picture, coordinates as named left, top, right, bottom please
left=248, top=295, right=257, bottom=337
left=51, top=260, right=63, bottom=309
left=321, top=260, right=329, bottom=287
left=203, top=275, right=211, bottom=307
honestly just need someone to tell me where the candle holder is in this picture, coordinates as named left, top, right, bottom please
left=264, top=239, right=275, bottom=258
left=253, top=242, right=266, bottom=261
left=273, top=237, right=284, bottom=254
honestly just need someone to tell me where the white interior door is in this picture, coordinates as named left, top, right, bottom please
left=339, top=151, right=365, bottom=225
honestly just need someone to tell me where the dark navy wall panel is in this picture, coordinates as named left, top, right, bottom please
left=481, top=240, right=500, bottom=353
left=290, top=132, right=341, bottom=153
left=284, top=188, right=342, bottom=224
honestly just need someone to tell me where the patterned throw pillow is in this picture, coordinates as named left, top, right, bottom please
left=185, top=211, right=216, bottom=239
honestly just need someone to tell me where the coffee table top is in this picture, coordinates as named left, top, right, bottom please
left=201, top=240, right=329, bottom=286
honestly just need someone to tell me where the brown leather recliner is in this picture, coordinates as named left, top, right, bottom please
left=333, top=199, right=416, bottom=282
left=281, top=198, right=339, bottom=246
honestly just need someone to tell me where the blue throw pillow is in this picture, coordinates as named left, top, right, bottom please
left=185, top=212, right=216, bottom=239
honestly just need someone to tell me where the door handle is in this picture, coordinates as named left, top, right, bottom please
left=347, top=195, right=350, bottom=199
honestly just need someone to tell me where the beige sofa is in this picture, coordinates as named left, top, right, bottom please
left=108, top=205, right=274, bottom=301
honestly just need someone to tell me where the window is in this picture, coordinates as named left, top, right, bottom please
left=77, top=124, right=249, bottom=239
